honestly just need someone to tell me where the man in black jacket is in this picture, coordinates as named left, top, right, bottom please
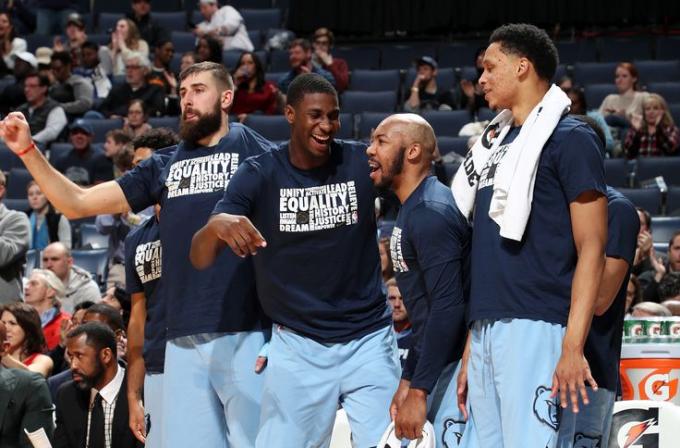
left=127, top=0, right=169, bottom=48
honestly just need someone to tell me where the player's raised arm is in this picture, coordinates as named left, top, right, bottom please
left=0, top=112, right=130, bottom=218
left=191, top=213, right=266, bottom=268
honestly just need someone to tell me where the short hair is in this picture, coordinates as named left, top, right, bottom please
left=25, top=72, right=50, bottom=87
left=155, top=38, right=172, bottom=50
left=51, top=50, right=72, bottom=66
left=32, top=268, right=66, bottom=300
left=179, top=61, right=233, bottom=91
left=659, top=272, right=680, bottom=301
left=385, top=277, right=398, bottom=289
left=632, top=301, right=672, bottom=317
left=313, top=27, right=334, bottom=47
left=636, top=207, right=651, bottom=231
left=124, top=51, right=150, bottom=68
left=84, top=303, right=125, bottom=332
left=489, top=23, right=558, bottom=82
left=66, top=321, right=117, bottom=358
left=132, top=128, right=179, bottom=151
left=286, top=73, right=338, bottom=107
left=0, top=303, right=46, bottom=354
left=106, top=129, right=132, bottom=146
left=629, top=274, right=642, bottom=307
left=81, top=41, right=99, bottom=52
left=74, top=300, right=95, bottom=312
left=669, top=230, right=680, bottom=249
left=128, top=98, right=148, bottom=117
left=113, top=144, right=134, bottom=173
left=289, top=38, right=311, bottom=52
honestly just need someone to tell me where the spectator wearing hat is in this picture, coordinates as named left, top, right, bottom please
left=404, top=56, right=454, bottom=113
left=35, top=46, right=54, bottom=78
left=53, top=122, right=114, bottom=186
left=0, top=50, right=36, bottom=114
left=0, top=11, right=27, bottom=74
left=195, top=0, right=254, bottom=52
left=312, top=27, right=349, bottom=93
left=17, top=72, right=67, bottom=147
left=49, top=50, right=94, bottom=117
left=278, top=38, right=335, bottom=94
left=35, top=0, right=77, bottom=36
left=54, top=13, right=89, bottom=68
left=127, top=0, right=169, bottom=49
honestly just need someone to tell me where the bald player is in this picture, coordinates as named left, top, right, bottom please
left=367, top=114, right=473, bottom=447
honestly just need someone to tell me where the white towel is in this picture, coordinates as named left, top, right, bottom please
left=451, top=84, right=571, bottom=241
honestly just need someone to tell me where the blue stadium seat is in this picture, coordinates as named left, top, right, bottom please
left=333, top=47, right=381, bottom=70
left=71, top=249, right=109, bottom=286
left=670, top=103, right=680, bottom=126
left=243, top=115, right=290, bottom=141
left=240, top=8, right=281, bottom=31
left=667, top=186, right=680, bottom=215
left=79, top=223, right=109, bottom=249
left=573, top=62, right=617, bottom=85
left=336, top=113, right=354, bottom=140
left=170, top=53, right=182, bottom=74
left=357, top=112, right=390, bottom=140
left=148, top=117, right=180, bottom=133
left=25, top=249, right=38, bottom=278
left=647, top=82, right=680, bottom=104
left=380, top=45, right=436, bottom=70
left=552, top=64, right=568, bottom=83
left=619, top=187, right=662, bottom=214
left=87, top=34, right=110, bottom=47
left=48, top=143, right=74, bottom=165
left=656, top=37, right=680, bottom=61
left=636, top=156, right=680, bottom=186
left=73, top=118, right=124, bottom=143
left=422, top=110, right=471, bottom=138
left=25, top=34, right=53, bottom=53
left=153, top=12, right=187, bottom=32
left=404, top=67, right=455, bottom=91
left=341, top=91, right=397, bottom=114
left=0, top=144, right=20, bottom=171
left=604, top=158, right=631, bottom=188
left=650, top=216, right=680, bottom=244
left=437, top=42, right=483, bottom=68
left=149, top=0, right=183, bottom=12
left=598, top=38, right=652, bottom=63
left=190, top=10, right=203, bottom=27
left=93, top=0, right=128, bottom=13
left=584, top=84, right=617, bottom=111
left=635, top=60, right=680, bottom=86
left=6, top=168, right=32, bottom=199
left=349, top=69, right=400, bottom=92
left=269, top=49, right=289, bottom=72
left=265, top=71, right=286, bottom=83
left=477, top=108, right=496, bottom=122
left=223, top=50, right=243, bottom=70
left=555, top=40, right=597, bottom=65
left=98, top=12, right=123, bottom=33
left=459, top=66, right=478, bottom=82
left=437, top=136, right=469, bottom=157
left=172, top=31, right=196, bottom=54
left=3, top=198, right=28, bottom=211
left=248, top=29, right=262, bottom=50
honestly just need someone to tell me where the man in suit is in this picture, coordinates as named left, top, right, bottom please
left=0, top=320, right=54, bottom=447
left=53, top=321, right=140, bottom=448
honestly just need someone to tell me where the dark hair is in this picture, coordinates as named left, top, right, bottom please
left=51, top=51, right=72, bottom=67
left=155, top=39, right=172, bottom=50
left=617, top=62, right=639, bottom=91
left=313, top=28, right=335, bottom=47
left=25, top=72, right=50, bottom=88
left=566, top=87, right=587, bottom=112
left=128, top=98, right=148, bottom=118
left=571, top=114, right=605, bottom=157
left=286, top=73, right=337, bottom=107
left=74, top=300, right=95, bottom=312
left=105, top=129, right=132, bottom=145
left=133, top=127, right=179, bottom=151
left=66, top=321, right=117, bottom=358
left=659, top=272, right=680, bottom=301
left=628, top=274, right=643, bottom=308
left=180, top=61, right=233, bottom=91
left=84, top=303, right=125, bottom=332
left=489, top=23, right=558, bottom=82
left=636, top=206, right=651, bottom=231
left=233, top=51, right=266, bottom=91
left=81, top=41, right=99, bottom=52
left=196, top=35, right=223, bottom=65
left=0, top=303, right=46, bottom=355
left=669, top=230, right=680, bottom=249
left=289, top=38, right=311, bottom=52
left=0, top=11, right=16, bottom=42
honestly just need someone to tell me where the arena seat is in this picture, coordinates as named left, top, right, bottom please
left=333, top=47, right=381, bottom=70
left=153, top=11, right=187, bottom=32
left=148, top=116, right=180, bottom=133
left=422, top=110, right=471, bottom=138
left=380, top=45, right=436, bottom=70
left=336, top=113, right=354, bottom=140
left=477, top=108, right=496, bottom=121
left=79, top=223, right=109, bottom=249
left=647, top=82, right=680, bottom=104
left=437, top=42, right=482, bottom=68
left=349, top=69, right=401, bottom=92
left=555, top=40, right=597, bottom=65
left=0, top=144, right=20, bottom=171
left=405, top=67, right=455, bottom=91
left=248, top=29, right=262, bottom=50
left=264, top=71, right=286, bottom=83
left=597, top=37, right=653, bottom=62
left=666, top=186, right=680, bottom=215
left=48, top=143, right=74, bottom=166
left=97, top=12, right=123, bottom=33
left=71, top=249, right=109, bottom=286
left=357, top=112, right=390, bottom=140
left=240, top=8, right=281, bottom=31
left=3, top=198, right=28, bottom=211
left=222, top=50, right=242, bottom=70
left=635, top=60, right=680, bottom=86
left=6, top=168, right=32, bottom=200
left=243, top=115, right=290, bottom=141
left=649, top=216, right=680, bottom=244
left=604, top=158, right=631, bottom=188
left=573, top=62, right=617, bottom=85
left=341, top=91, right=397, bottom=114
left=656, top=36, right=680, bottom=61
left=669, top=103, right=680, bottom=125
left=73, top=118, right=124, bottom=144
left=636, top=156, right=680, bottom=186
left=171, top=31, right=196, bottom=53
left=437, top=136, right=469, bottom=157
left=269, top=49, right=289, bottom=72
left=618, top=187, right=662, bottom=215
left=584, top=84, right=617, bottom=110
left=25, top=249, right=38, bottom=278
left=25, top=34, right=53, bottom=53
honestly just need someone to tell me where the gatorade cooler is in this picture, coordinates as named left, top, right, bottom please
left=620, top=343, right=680, bottom=404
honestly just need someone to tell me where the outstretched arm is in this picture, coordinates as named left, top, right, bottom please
left=190, top=213, right=266, bottom=269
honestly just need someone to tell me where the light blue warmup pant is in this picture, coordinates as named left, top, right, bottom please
left=144, top=372, right=164, bottom=448
left=162, top=331, right=268, bottom=448
left=257, top=324, right=401, bottom=448
left=467, top=319, right=566, bottom=448
left=557, top=387, right=616, bottom=448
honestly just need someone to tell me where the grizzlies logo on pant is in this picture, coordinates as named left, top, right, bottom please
left=572, top=433, right=601, bottom=447
left=442, top=418, right=464, bottom=447
left=532, top=385, right=560, bottom=431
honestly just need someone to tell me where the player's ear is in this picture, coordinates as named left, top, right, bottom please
left=407, top=142, right=422, bottom=161
left=222, top=87, right=234, bottom=111
left=284, top=104, right=295, bottom=125
left=517, top=57, right=531, bottom=78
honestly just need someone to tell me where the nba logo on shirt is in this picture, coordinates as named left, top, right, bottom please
left=390, top=227, right=408, bottom=272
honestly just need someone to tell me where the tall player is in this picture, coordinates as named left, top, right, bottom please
left=0, top=62, right=275, bottom=447
left=454, top=24, right=607, bottom=447
left=191, top=74, right=400, bottom=447
left=366, top=113, right=472, bottom=447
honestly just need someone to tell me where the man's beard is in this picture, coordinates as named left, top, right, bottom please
left=375, top=146, right=406, bottom=191
left=72, top=359, right=106, bottom=391
left=179, top=100, right=223, bottom=145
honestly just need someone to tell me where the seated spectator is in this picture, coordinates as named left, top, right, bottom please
left=386, top=277, right=411, bottom=369
left=104, top=129, right=133, bottom=178
left=0, top=320, right=54, bottom=448
left=122, top=98, right=152, bottom=139
left=404, top=56, right=454, bottom=113
left=624, top=93, right=680, bottom=158
left=0, top=11, right=27, bottom=76
left=599, top=62, right=647, bottom=128
left=566, top=87, right=614, bottom=154
left=27, top=180, right=72, bottom=250
left=53, top=322, right=139, bottom=448
left=180, top=51, right=196, bottom=72
left=49, top=50, right=94, bottom=117
left=312, top=27, right=349, bottom=93
left=557, top=75, right=573, bottom=92
left=195, top=35, right=223, bottom=64
left=231, top=51, right=279, bottom=121
left=127, top=0, right=168, bottom=48
left=459, top=47, right=488, bottom=117
left=625, top=275, right=643, bottom=315
left=100, top=18, right=150, bottom=76
left=83, top=303, right=128, bottom=361
left=17, top=72, right=67, bottom=147
left=24, top=269, right=69, bottom=350
left=53, top=122, right=114, bottom=186
left=47, top=299, right=95, bottom=379
left=195, top=0, right=253, bottom=52
left=639, top=230, right=680, bottom=302
left=148, top=39, right=179, bottom=114
left=36, top=46, right=54, bottom=81
left=0, top=302, right=53, bottom=377
left=0, top=51, right=36, bottom=115
left=73, top=41, right=112, bottom=100
left=42, top=242, right=101, bottom=313
left=131, top=127, right=180, bottom=166
left=278, top=38, right=335, bottom=94
left=633, top=207, right=656, bottom=276
left=661, top=299, right=680, bottom=316
left=631, top=301, right=672, bottom=317
left=0, top=171, right=30, bottom=304
left=54, top=13, right=88, bottom=68
left=659, top=271, right=680, bottom=302
left=98, top=51, right=165, bottom=118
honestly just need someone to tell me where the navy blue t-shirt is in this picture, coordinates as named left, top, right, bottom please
left=212, top=140, right=389, bottom=343
left=117, top=123, right=275, bottom=339
left=125, top=216, right=165, bottom=373
left=395, top=327, right=413, bottom=369
left=585, top=187, right=638, bottom=391
left=391, top=176, right=470, bottom=392
left=469, top=117, right=606, bottom=326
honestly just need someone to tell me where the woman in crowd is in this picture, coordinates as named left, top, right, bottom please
left=624, top=93, right=680, bottom=158
left=180, top=51, right=196, bottom=73
left=0, top=11, right=26, bottom=76
left=599, top=62, right=647, bottom=128
left=26, top=180, right=72, bottom=250
left=0, top=303, right=53, bottom=377
left=122, top=99, right=152, bottom=139
left=195, top=35, right=223, bottom=65
left=231, top=51, right=279, bottom=122
left=100, top=18, right=149, bottom=76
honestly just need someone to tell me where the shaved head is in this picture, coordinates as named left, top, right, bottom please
left=378, top=113, right=436, bottom=163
